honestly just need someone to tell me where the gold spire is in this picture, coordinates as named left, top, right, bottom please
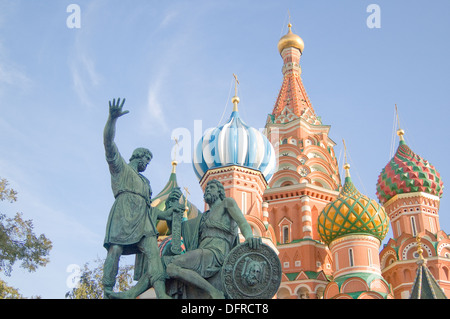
left=395, top=104, right=405, bottom=142
left=343, top=139, right=351, bottom=178
left=232, top=73, right=240, bottom=111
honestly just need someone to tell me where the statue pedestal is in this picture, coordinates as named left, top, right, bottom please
left=137, top=288, right=157, bottom=299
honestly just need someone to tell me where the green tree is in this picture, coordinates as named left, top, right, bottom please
left=0, top=278, right=24, bottom=299
left=65, top=258, right=134, bottom=299
left=0, top=177, right=53, bottom=298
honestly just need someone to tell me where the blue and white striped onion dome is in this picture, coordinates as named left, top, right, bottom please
left=193, top=107, right=276, bottom=182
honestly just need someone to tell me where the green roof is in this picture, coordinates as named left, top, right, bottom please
left=410, top=260, right=447, bottom=299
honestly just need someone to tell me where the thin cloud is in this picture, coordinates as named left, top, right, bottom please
left=69, top=38, right=102, bottom=107
left=0, top=42, right=31, bottom=94
left=159, top=9, right=179, bottom=29
left=145, top=76, right=170, bottom=134
left=68, top=2, right=103, bottom=108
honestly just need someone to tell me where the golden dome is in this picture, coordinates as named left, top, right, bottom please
left=277, top=23, right=304, bottom=54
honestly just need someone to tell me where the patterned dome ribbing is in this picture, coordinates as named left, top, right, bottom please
left=376, top=135, right=443, bottom=205
left=318, top=166, right=389, bottom=245
left=192, top=99, right=276, bottom=182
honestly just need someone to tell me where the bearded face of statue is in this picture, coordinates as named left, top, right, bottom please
left=204, top=183, right=220, bottom=206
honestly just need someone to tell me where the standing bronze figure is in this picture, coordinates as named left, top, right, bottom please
left=102, top=98, right=179, bottom=299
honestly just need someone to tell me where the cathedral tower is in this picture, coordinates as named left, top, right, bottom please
left=318, top=162, right=392, bottom=299
left=377, top=127, right=450, bottom=298
left=263, top=23, right=341, bottom=299
left=193, top=80, right=278, bottom=250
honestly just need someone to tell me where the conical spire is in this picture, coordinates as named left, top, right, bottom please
left=271, top=21, right=319, bottom=125
left=410, top=236, right=447, bottom=299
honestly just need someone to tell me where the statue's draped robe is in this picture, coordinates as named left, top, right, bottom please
left=165, top=203, right=239, bottom=298
left=103, top=146, right=158, bottom=255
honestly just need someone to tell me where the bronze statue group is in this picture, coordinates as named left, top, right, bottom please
left=102, top=98, right=263, bottom=299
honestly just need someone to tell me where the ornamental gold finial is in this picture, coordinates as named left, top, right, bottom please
left=416, top=235, right=425, bottom=261
left=232, top=73, right=240, bottom=111
left=172, top=137, right=179, bottom=172
left=343, top=139, right=351, bottom=178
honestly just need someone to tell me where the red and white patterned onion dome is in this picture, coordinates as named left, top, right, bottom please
left=376, top=130, right=444, bottom=205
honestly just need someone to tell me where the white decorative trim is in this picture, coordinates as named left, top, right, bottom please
left=384, top=192, right=440, bottom=208
left=402, top=242, right=433, bottom=260
left=381, top=250, right=397, bottom=269
left=303, top=226, right=312, bottom=232
left=437, top=243, right=450, bottom=256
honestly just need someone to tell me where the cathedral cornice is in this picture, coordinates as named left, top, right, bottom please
left=263, top=182, right=338, bottom=203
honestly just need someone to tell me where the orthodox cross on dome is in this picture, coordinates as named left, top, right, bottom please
left=172, top=137, right=179, bottom=172
left=395, top=104, right=405, bottom=142
left=287, top=9, right=293, bottom=29
left=342, top=139, right=351, bottom=178
left=232, top=73, right=240, bottom=111
left=183, top=186, right=190, bottom=203
left=233, top=73, right=239, bottom=96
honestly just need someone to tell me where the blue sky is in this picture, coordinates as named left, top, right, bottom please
left=0, top=1, right=449, bottom=298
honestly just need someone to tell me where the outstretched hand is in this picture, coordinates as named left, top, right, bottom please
left=109, top=98, right=129, bottom=119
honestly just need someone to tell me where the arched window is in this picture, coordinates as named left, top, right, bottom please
left=429, top=217, right=436, bottom=233
left=410, top=216, right=417, bottom=236
left=349, top=248, right=354, bottom=267
left=241, top=192, right=247, bottom=214
left=335, top=252, right=339, bottom=270
left=282, top=225, right=289, bottom=244
left=396, top=221, right=401, bottom=238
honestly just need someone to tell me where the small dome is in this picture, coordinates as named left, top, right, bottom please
left=277, top=23, right=304, bottom=54
left=192, top=101, right=276, bottom=182
left=318, top=165, right=389, bottom=245
left=376, top=131, right=444, bottom=204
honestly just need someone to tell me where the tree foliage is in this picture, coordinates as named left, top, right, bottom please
left=0, top=213, right=53, bottom=276
left=0, top=178, right=18, bottom=203
left=65, top=258, right=135, bottom=299
left=0, top=278, right=24, bottom=299
left=0, top=178, right=53, bottom=276
left=0, top=177, right=52, bottom=299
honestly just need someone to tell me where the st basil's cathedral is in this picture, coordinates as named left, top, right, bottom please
left=151, top=22, right=450, bottom=299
